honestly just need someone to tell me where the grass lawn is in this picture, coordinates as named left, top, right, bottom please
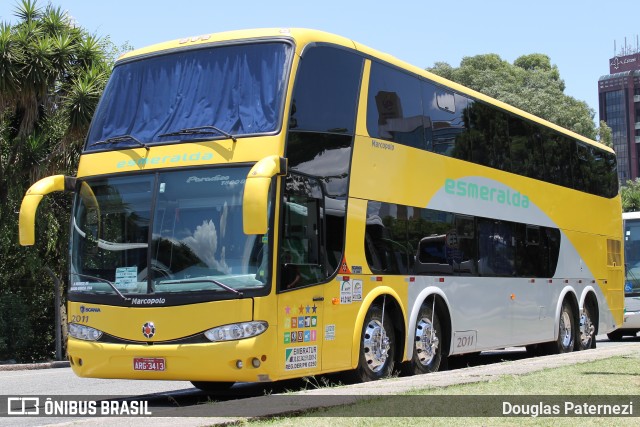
left=239, top=353, right=640, bottom=427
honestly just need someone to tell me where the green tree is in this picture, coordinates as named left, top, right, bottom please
left=0, top=0, right=119, bottom=362
left=428, top=53, right=609, bottom=144
left=621, top=179, right=640, bottom=212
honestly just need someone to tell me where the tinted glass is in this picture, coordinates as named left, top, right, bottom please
left=367, top=62, right=425, bottom=149
left=423, top=81, right=469, bottom=159
left=509, top=116, right=545, bottom=180
left=466, top=100, right=511, bottom=170
left=365, top=201, right=561, bottom=278
left=289, top=46, right=363, bottom=133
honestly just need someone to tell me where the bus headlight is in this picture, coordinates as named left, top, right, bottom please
left=204, top=321, right=268, bottom=342
left=68, top=323, right=103, bottom=341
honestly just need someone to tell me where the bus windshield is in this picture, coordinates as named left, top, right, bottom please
left=85, top=41, right=292, bottom=150
left=70, top=167, right=270, bottom=298
left=625, top=217, right=640, bottom=296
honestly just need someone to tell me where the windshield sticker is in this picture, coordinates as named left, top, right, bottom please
left=70, top=282, right=93, bottom=292
left=115, top=266, right=138, bottom=289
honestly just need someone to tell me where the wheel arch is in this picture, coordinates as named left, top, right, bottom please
left=350, top=286, right=406, bottom=369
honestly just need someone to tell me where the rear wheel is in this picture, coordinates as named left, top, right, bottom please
left=190, top=381, right=235, bottom=393
left=404, top=304, right=442, bottom=375
left=352, top=305, right=395, bottom=382
left=578, top=303, right=596, bottom=350
left=546, top=300, right=575, bottom=354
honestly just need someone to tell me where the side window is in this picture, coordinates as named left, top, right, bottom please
left=454, top=215, right=477, bottom=275
left=367, top=62, right=425, bottom=149
left=509, top=116, right=545, bottom=180
left=478, top=219, right=515, bottom=277
left=280, top=174, right=326, bottom=290
left=364, top=202, right=410, bottom=274
left=409, top=209, right=455, bottom=275
left=289, top=46, right=363, bottom=133
left=542, top=131, right=573, bottom=189
left=423, top=81, right=469, bottom=159
left=466, top=100, right=511, bottom=171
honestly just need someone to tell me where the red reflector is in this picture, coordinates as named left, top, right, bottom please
left=409, top=277, right=416, bottom=282
left=376, top=276, right=383, bottom=282
left=343, top=276, right=349, bottom=281
left=438, top=277, right=445, bottom=282
left=548, top=279, right=553, bottom=284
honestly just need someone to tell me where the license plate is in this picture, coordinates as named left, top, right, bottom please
left=133, top=357, right=166, bottom=371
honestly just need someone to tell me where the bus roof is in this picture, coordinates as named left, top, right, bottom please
left=118, top=28, right=612, bottom=155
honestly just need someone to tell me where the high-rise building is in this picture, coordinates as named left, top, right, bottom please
left=598, top=39, right=640, bottom=183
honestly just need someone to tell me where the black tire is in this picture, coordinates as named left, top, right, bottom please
left=190, top=381, right=235, bottom=393
left=578, top=303, right=597, bottom=350
left=352, top=305, right=396, bottom=382
left=403, top=304, right=442, bottom=375
left=606, top=329, right=625, bottom=341
left=545, top=300, right=576, bottom=354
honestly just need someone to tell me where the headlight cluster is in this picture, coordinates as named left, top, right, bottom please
left=68, top=323, right=103, bottom=341
left=204, top=321, right=268, bottom=342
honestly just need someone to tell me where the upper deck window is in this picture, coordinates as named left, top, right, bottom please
left=85, top=42, right=292, bottom=151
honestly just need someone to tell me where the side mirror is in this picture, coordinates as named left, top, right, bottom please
left=243, top=155, right=287, bottom=234
left=19, top=175, right=75, bottom=246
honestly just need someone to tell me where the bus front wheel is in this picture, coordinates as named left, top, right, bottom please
left=353, top=305, right=395, bottom=382
left=404, top=303, right=442, bottom=375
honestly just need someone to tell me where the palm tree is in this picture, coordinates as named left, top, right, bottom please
left=0, top=0, right=110, bottom=204
left=0, top=0, right=116, bottom=362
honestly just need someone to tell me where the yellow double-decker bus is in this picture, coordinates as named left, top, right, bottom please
left=19, top=28, right=624, bottom=389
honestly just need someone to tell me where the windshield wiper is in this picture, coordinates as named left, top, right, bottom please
left=88, top=135, right=150, bottom=151
left=71, top=273, right=131, bottom=301
left=157, top=278, right=244, bottom=298
left=158, top=126, right=237, bottom=142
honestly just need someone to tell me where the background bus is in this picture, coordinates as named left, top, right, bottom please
left=611, top=212, right=640, bottom=339
left=19, top=28, right=624, bottom=389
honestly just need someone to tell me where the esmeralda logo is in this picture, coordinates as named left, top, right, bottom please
left=445, top=178, right=530, bottom=208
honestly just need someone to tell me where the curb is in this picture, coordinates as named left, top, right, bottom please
left=0, top=360, right=70, bottom=371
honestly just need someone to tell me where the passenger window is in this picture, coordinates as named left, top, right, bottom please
left=423, top=81, right=469, bottom=159
left=466, top=100, right=511, bottom=171
left=364, top=202, right=410, bottom=274
left=367, top=62, right=426, bottom=149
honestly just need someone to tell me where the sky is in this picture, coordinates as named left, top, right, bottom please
left=1, top=0, right=639, bottom=118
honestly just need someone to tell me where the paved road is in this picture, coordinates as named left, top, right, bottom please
left=1, top=336, right=639, bottom=426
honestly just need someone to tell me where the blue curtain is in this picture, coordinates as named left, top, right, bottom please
left=87, top=42, right=291, bottom=149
